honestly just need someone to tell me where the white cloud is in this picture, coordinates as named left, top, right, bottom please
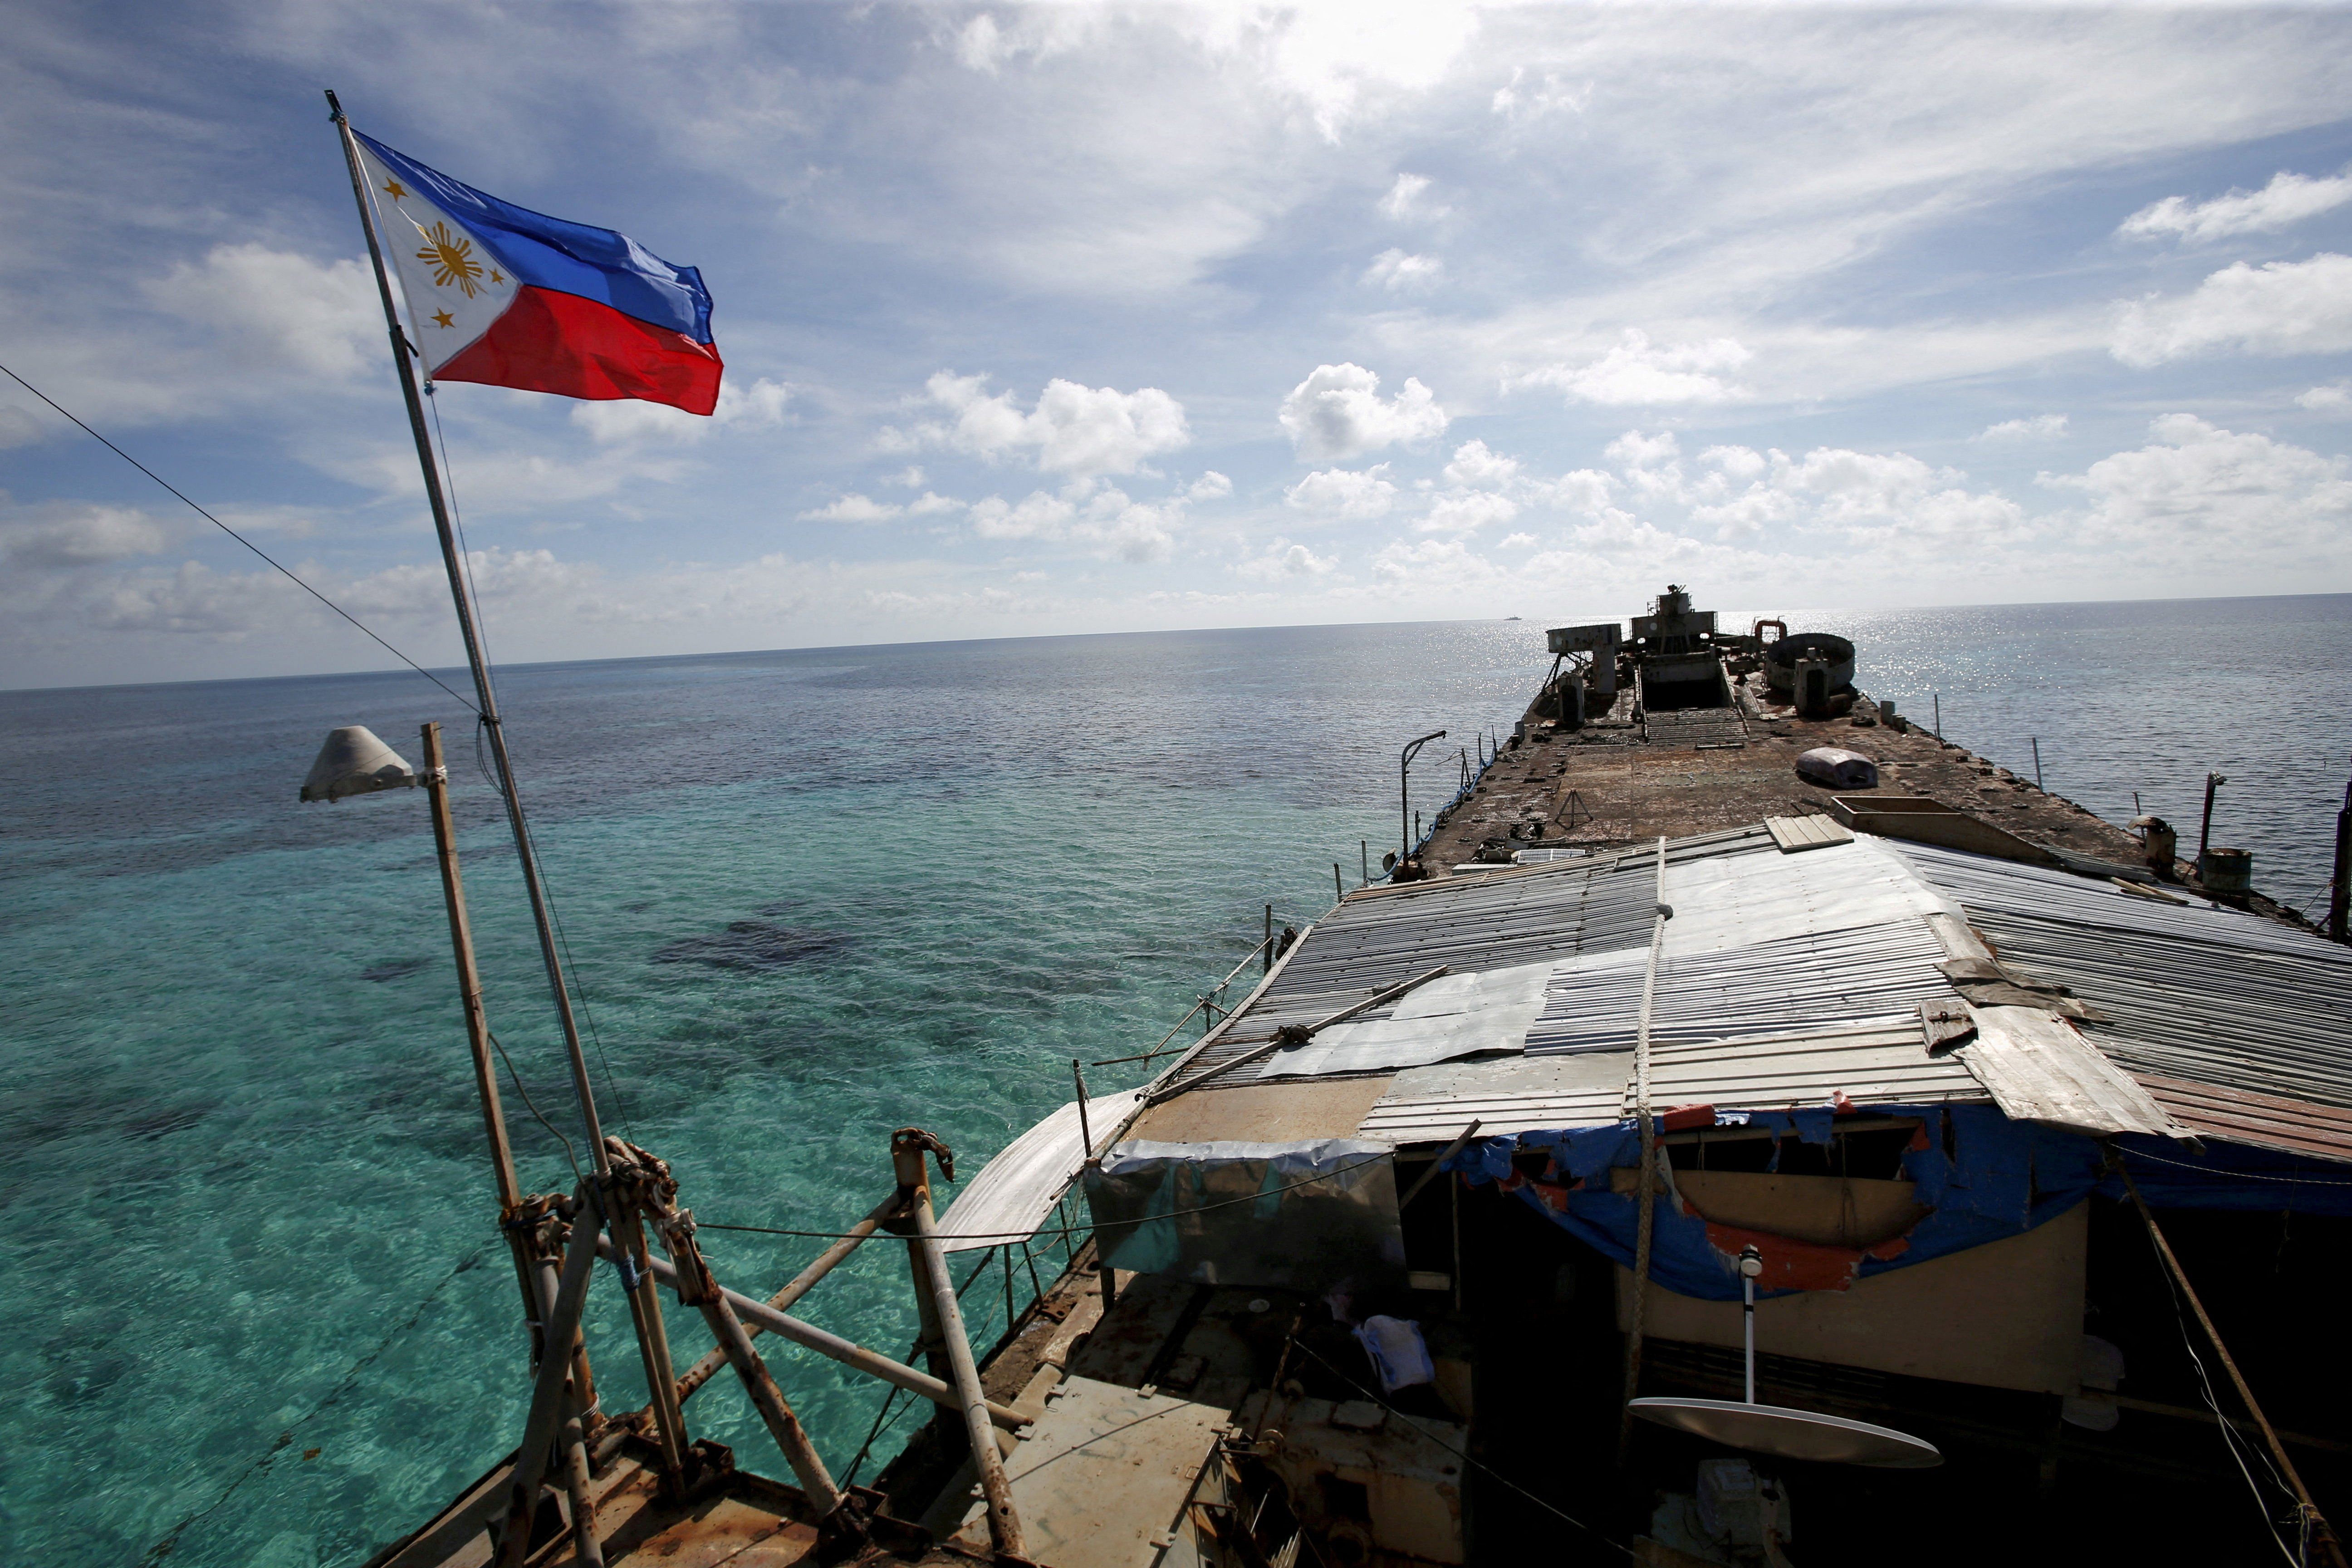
left=1364, top=248, right=1443, bottom=292
left=1442, top=439, right=1520, bottom=489
left=1420, top=490, right=1518, bottom=534
left=2119, top=169, right=2352, bottom=243
left=1378, top=172, right=1444, bottom=220
left=969, top=490, right=1075, bottom=540
left=1284, top=464, right=1397, bottom=519
left=1498, top=532, right=1537, bottom=549
left=0, top=406, right=45, bottom=450
left=1235, top=537, right=1338, bottom=580
left=2, top=502, right=172, bottom=567
left=1976, top=414, right=2069, bottom=441
left=2051, top=414, right=2352, bottom=554
left=141, top=244, right=378, bottom=380
left=1183, top=471, right=1233, bottom=501
left=966, top=479, right=1191, bottom=561
left=886, top=466, right=926, bottom=488
left=1249, top=0, right=1481, bottom=138
left=1509, top=330, right=1753, bottom=406
left=906, top=491, right=964, bottom=516
left=1277, top=364, right=1448, bottom=461
left=905, top=372, right=1191, bottom=476
left=2112, top=254, right=2352, bottom=366
left=2297, top=383, right=2352, bottom=413
left=1605, top=430, right=1681, bottom=469
left=799, top=493, right=901, bottom=523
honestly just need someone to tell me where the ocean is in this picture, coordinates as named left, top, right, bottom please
left=3, top=598, right=2347, bottom=1563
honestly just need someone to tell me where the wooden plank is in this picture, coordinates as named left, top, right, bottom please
left=1764, top=814, right=1853, bottom=853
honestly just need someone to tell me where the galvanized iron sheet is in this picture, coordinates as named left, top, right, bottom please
left=1890, top=841, right=2352, bottom=1118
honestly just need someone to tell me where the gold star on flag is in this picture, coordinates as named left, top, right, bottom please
left=490, top=269, right=505, bottom=284
left=383, top=178, right=409, bottom=199
left=431, top=309, right=456, bottom=328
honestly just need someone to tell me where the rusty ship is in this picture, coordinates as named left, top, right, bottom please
left=353, top=583, right=2352, bottom=1568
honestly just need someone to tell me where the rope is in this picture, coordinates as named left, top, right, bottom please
left=140, top=1237, right=498, bottom=1563
left=2120, top=1145, right=2352, bottom=1188
left=0, top=361, right=479, bottom=715
left=491, top=1029, right=583, bottom=1186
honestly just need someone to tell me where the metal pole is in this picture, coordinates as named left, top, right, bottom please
left=420, top=723, right=552, bottom=1372
left=2199, top=771, right=2226, bottom=869
left=1334, top=862, right=1344, bottom=902
left=1932, top=692, right=1940, bottom=740
left=1401, top=728, right=1446, bottom=858
left=2031, top=737, right=2043, bottom=791
left=1073, top=1058, right=1093, bottom=1161
left=2331, top=766, right=2351, bottom=943
left=1264, top=904, right=1274, bottom=976
left=2117, top=1164, right=2346, bottom=1568
left=326, top=90, right=611, bottom=1177
left=897, top=1133, right=1029, bottom=1560
left=1362, top=840, right=1369, bottom=887
left=1618, top=839, right=1670, bottom=1461
left=1740, top=1246, right=1761, bottom=1405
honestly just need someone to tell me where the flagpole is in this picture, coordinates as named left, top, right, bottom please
left=323, top=91, right=612, bottom=1180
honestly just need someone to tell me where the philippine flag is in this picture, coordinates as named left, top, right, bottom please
left=352, top=132, right=721, bottom=415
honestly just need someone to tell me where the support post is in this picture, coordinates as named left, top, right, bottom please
left=1073, top=1059, right=1093, bottom=1161
left=2118, top=1163, right=2345, bottom=1568
left=1264, top=904, right=1274, bottom=976
left=498, top=1186, right=606, bottom=1568
left=1401, top=729, right=1446, bottom=860
left=2199, top=770, right=2226, bottom=871
left=2332, top=768, right=2351, bottom=943
left=603, top=1195, right=691, bottom=1480
left=1617, top=839, right=1670, bottom=1463
left=896, top=1129, right=1029, bottom=1562
left=419, top=722, right=547, bottom=1366
left=1362, top=839, right=1369, bottom=887
left=1335, top=862, right=1345, bottom=903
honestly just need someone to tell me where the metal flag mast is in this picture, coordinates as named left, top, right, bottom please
left=325, top=90, right=699, bottom=1496
left=323, top=88, right=609, bottom=1179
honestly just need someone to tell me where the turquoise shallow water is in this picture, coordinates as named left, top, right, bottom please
left=2, top=601, right=2347, bottom=1563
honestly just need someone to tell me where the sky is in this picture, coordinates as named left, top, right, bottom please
left=5, top=1, right=2352, bottom=689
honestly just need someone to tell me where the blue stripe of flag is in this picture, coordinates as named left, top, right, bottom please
left=356, top=131, right=713, bottom=345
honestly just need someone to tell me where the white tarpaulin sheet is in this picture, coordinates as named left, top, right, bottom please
left=1257, top=958, right=1558, bottom=1079
left=935, top=1089, right=1143, bottom=1252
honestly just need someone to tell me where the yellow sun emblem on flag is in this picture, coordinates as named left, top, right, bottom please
left=415, top=221, right=484, bottom=298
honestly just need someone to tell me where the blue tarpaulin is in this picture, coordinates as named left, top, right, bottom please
left=1444, top=1105, right=2352, bottom=1301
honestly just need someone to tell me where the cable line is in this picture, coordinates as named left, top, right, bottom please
left=0, top=360, right=480, bottom=713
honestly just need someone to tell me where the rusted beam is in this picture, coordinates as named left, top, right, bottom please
left=674, top=1191, right=901, bottom=1403
left=599, top=1236, right=1030, bottom=1431
left=898, top=1129, right=1028, bottom=1561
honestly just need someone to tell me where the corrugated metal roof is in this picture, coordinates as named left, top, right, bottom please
left=1167, top=835, right=1731, bottom=1086
left=1889, top=841, right=2352, bottom=1117
left=1634, top=1016, right=1991, bottom=1116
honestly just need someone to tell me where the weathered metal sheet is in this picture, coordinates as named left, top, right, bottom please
left=1360, top=1052, right=1632, bottom=1141
left=1889, top=841, right=2352, bottom=1116
left=936, top=1090, right=1144, bottom=1252
left=1952, top=1004, right=2189, bottom=1138
left=2133, top=1071, right=2352, bottom=1161
left=945, top=1376, right=1230, bottom=1566
left=1634, top=1017, right=1991, bottom=1116
left=1259, top=959, right=1555, bottom=1079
